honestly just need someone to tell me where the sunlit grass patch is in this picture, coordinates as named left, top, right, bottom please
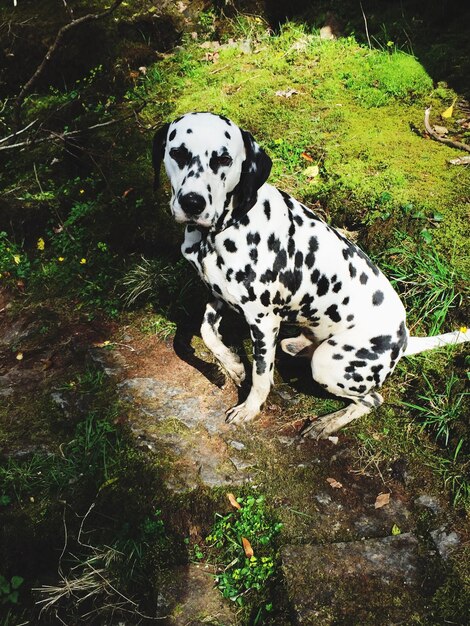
left=376, top=233, right=466, bottom=335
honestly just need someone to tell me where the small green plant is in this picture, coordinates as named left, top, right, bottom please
left=0, top=232, right=31, bottom=282
left=203, top=494, right=282, bottom=608
left=0, top=575, right=24, bottom=606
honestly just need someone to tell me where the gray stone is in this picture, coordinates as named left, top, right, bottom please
left=430, top=526, right=460, bottom=560
left=415, top=494, right=441, bottom=514
left=282, top=534, right=424, bottom=625
left=118, top=377, right=254, bottom=491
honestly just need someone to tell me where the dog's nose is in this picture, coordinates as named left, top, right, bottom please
left=179, top=192, right=206, bottom=216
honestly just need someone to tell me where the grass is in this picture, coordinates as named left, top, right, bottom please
left=0, top=370, right=178, bottom=623
left=375, top=232, right=466, bottom=335
left=400, top=372, right=468, bottom=446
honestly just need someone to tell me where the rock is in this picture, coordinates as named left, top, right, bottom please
left=158, top=563, right=237, bottom=625
left=415, top=494, right=441, bottom=514
left=118, top=377, right=254, bottom=491
left=282, top=534, right=424, bottom=624
left=430, top=526, right=460, bottom=560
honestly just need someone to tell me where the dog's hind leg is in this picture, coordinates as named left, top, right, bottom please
left=300, top=327, right=400, bottom=438
left=301, top=392, right=383, bottom=439
left=200, top=300, right=246, bottom=386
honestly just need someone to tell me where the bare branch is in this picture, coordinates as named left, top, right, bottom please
left=424, top=107, right=470, bottom=153
left=0, top=118, right=38, bottom=144
left=360, top=2, right=371, bottom=49
left=14, top=0, right=124, bottom=126
left=0, top=102, right=147, bottom=152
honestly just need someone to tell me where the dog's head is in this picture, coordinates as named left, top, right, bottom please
left=153, top=112, right=272, bottom=229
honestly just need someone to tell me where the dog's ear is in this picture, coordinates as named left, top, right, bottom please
left=152, top=123, right=170, bottom=191
left=232, top=129, right=272, bottom=217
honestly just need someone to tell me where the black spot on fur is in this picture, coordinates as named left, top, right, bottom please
left=349, top=263, right=357, bottom=278
left=343, top=344, right=354, bottom=351
left=169, top=129, right=176, bottom=141
left=333, top=282, right=342, bottom=293
left=370, top=335, right=393, bottom=353
left=223, top=239, right=237, bottom=253
left=268, top=234, right=281, bottom=253
left=260, top=290, right=271, bottom=307
left=333, top=353, right=344, bottom=360
left=317, top=275, right=330, bottom=297
left=273, top=249, right=287, bottom=273
left=372, top=290, right=384, bottom=306
left=264, top=200, right=271, bottom=220
left=311, top=269, right=320, bottom=283
left=355, top=348, right=379, bottom=361
left=359, top=272, right=368, bottom=285
left=325, top=304, right=341, bottom=323
left=349, top=385, right=367, bottom=394
left=305, top=236, right=319, bottom=268
left=247, top=232, right=261, bottom=245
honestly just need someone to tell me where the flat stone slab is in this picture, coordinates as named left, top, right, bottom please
left=116, top=371, right=254, bottom=491
left=282, top=534, right=424, bottom=625
left=159, top=563, right=237, bottom=625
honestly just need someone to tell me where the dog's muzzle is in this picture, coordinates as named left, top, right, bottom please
left=179, top=192, right=207, bottom=217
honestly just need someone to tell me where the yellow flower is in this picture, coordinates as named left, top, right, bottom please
left=79, top=189, right=85, bottom=194
left=13, top=255, right=20, bottom=264
left=459, top=326, right=468, bottom=334
left=37, top=237, right=45, bottom=251
left=80, top=258, right=87, bottom=265
left=58, top=257, right=65, bottom=262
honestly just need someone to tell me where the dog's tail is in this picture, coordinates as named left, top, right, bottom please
left=403, top=327, right=469, bottom=357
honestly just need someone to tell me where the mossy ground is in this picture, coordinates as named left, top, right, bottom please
left=1, top=4, right=469, bottom=625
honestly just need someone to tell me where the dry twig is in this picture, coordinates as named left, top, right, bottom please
left=424, top=107, right=470, bottom=153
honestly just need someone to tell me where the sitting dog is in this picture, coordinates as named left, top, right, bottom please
left=152, top=112, right=468, bottom=438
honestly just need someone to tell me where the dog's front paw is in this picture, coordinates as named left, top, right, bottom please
left=225, top=402, right=259, bottom=424
left=224, top=359, right=246, bottom=387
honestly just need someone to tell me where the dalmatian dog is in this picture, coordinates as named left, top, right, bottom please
left=152, top=112, right=469, bottom=438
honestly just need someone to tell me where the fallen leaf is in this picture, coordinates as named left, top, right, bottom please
left=326, top=477, right=343, bottom=489
left=275, top=88, right=299, bottom=98
left=303, top=165, right=319, bottom=179
left=327, top=436, right=339, bottom=445
left=16, top=352, right=23, bottom=361
left=93, top=340, right=112, bottom=348
left=391, top=523, right=401, bottom=535
left=242, top=537, right=254, bottom=558
left=227, top=492, right=241, bottom=510
left=433, top=124, right=448, bottom=135
left=441, top=97, right=457, bottom=119
left=41, top=358, right=53, bottom=371
left=449, top=156, right=470, bottom=166
left=374, top=492, right=391, bottom=509
left=122, top=187, right=134, bottom=198
left=300, top=152, right=314, bottom=162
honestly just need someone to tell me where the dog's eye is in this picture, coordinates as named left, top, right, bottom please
left=210, top=154, right=233, bottom=171
left=170, top=147, right=191, bottom=168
